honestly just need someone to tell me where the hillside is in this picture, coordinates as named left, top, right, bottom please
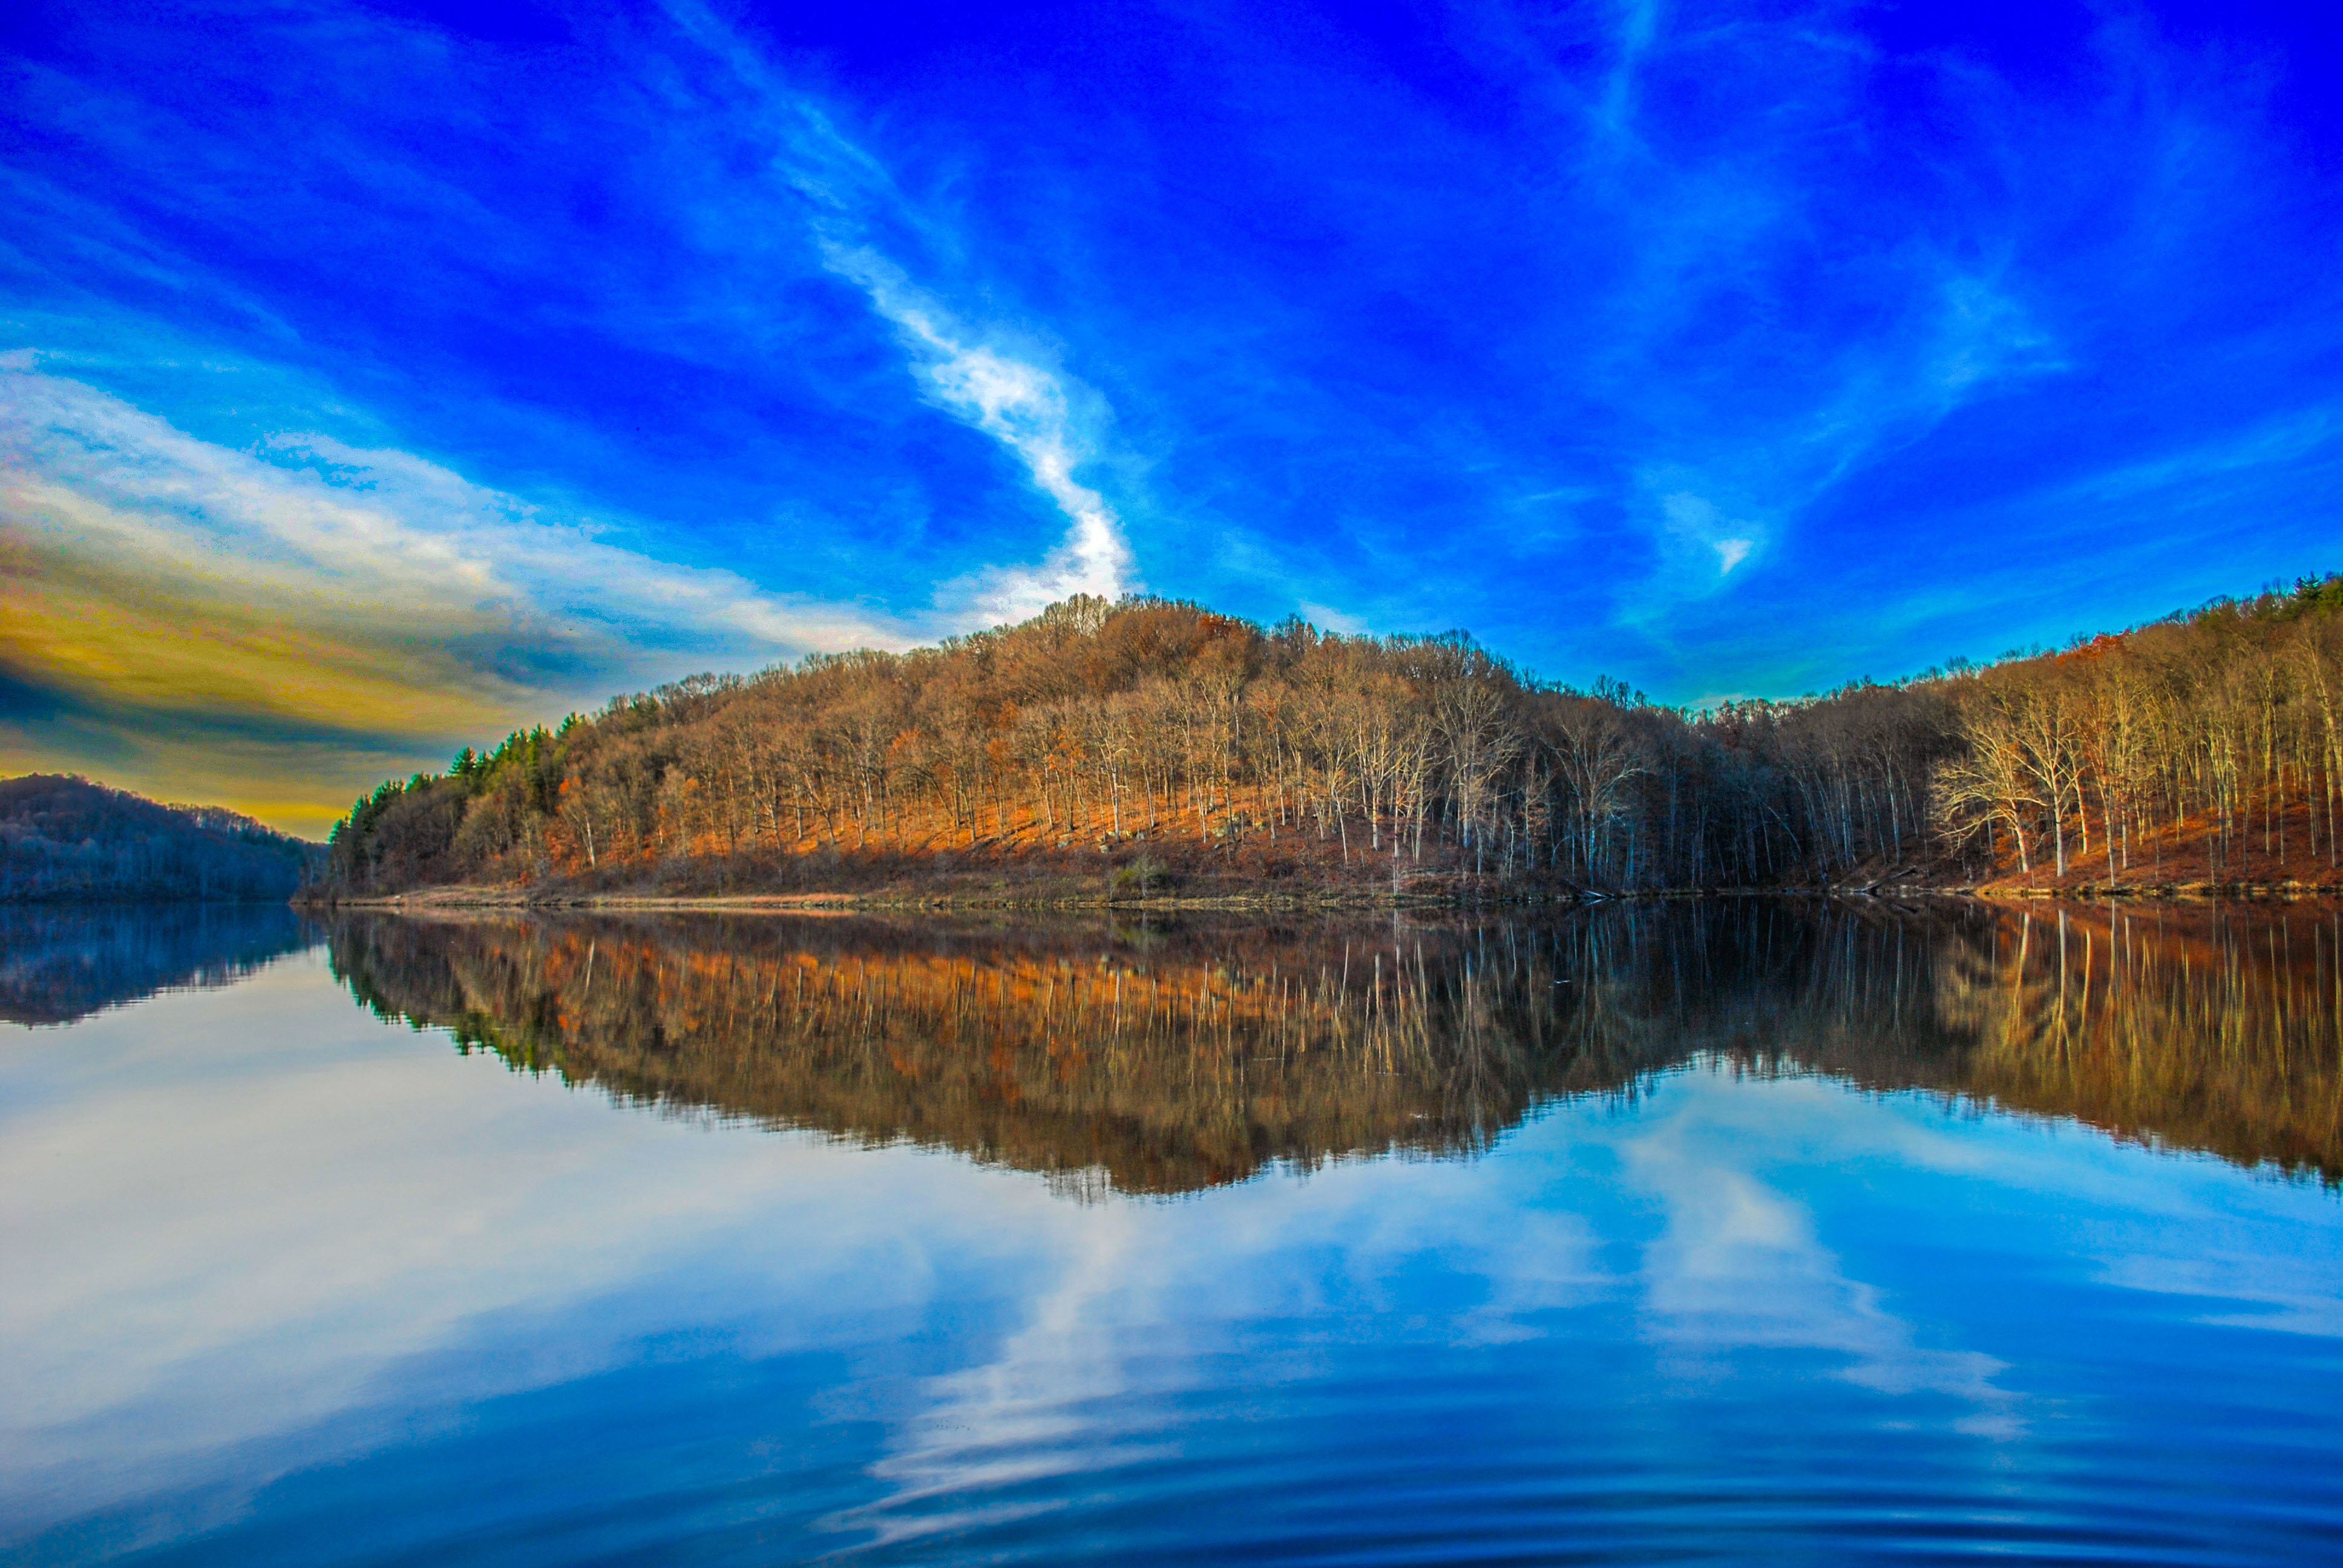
left=0, top=775, right=324, bottom=902
left=315, top=574, right=2343, bottom=903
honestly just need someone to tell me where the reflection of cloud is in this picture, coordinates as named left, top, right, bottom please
left=830, top=1213, right=1162, bottom=1549
left=1623, top=1071, right=2021, bottom=1438
left=828, top=1138, right=1614, bottom=1546
left=2098, top=1235, right=2343, bottom=1339
left=0, top=956, right=974, bottom=1537
left=25, top=955, right=2343, bottom=1552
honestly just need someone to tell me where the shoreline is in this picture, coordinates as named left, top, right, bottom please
left=294, top=879, right=2343, bottom=915
left=297, top=887, right=1519, bottom=914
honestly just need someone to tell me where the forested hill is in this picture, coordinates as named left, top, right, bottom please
left=0, top=776, right=323, bottom=902
left=318, top=575, right=2343, bottom=901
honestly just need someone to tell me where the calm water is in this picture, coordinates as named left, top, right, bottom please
left=4, top=901, right=2342, bottom=1565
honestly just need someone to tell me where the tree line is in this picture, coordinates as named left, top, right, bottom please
left=319, top=573, right=2343, bottom=897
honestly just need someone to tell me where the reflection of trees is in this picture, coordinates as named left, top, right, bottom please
left=332, top=913, right=1665, bottom=1195
left=0, top=904, right=316, bottom=1026
left=1925, top=903, right=2343, bottom=1180
left=327, top=901, right=2343, bottom=1194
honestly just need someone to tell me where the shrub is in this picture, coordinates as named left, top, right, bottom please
left=1112, top=854, right=1168, bottom=893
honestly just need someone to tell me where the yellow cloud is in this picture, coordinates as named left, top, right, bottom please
left=0, top=506, right=540, bottom=837
left=0, top=361, right=916, bottom=834
left=2, top=552, right=518, bottom=736
left=0, top=714, right=441, bottom=838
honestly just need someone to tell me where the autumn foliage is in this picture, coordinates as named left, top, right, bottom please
left=319, top=575, right=2343, bottom=898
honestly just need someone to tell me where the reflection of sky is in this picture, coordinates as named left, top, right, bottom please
left=5, top=959, right=2343, bottom=1560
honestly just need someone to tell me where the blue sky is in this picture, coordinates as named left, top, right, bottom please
left=3, top=0, right=2340, bottom=828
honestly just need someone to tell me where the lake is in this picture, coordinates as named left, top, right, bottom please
left=4, top=899, right=2341, bottom=1564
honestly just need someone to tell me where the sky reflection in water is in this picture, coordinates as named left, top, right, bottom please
left=3, top=904, right=2341, bottom=1564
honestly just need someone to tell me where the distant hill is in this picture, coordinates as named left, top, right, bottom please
left=0, top=775, right=323, bottom=902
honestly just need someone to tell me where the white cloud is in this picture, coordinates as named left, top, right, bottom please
left=5, top=13, right=1156, bottom=710
left=1927, top=273, right=2063, bottom=397
left=2060, top=403, right=2343, bottom=505
left=0, top=358, right=911, bottom=675
left=1597, top=0, right=1664, bottom=137
left=1633, top=484, right=1765, bottom=601
left=659, top=1, right=1143, bottom=629
left=1298, top=599, right=1371, bottom=635
left=825, top=250, right=1138, bottom=625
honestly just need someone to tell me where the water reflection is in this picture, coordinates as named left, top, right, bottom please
left=330, top=912, right=1624, bottom=1197
left=0, top=903, right=315, bottom=1026
left=11, top=899, right=2343, bottom=1564
left=1930, top=903, right=2343, bottom=1178
left=326, top=898, right=2343, bottom=1192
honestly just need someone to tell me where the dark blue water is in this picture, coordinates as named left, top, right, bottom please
left=4, top=903, right=2340, bottom=1564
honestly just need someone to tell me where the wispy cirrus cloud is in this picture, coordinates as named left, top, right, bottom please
left=0, top=292, right=1137, bottom=827
left=825, top=252, right=1136, bottom=623
left=661, top=0, right=1142, bottom=622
